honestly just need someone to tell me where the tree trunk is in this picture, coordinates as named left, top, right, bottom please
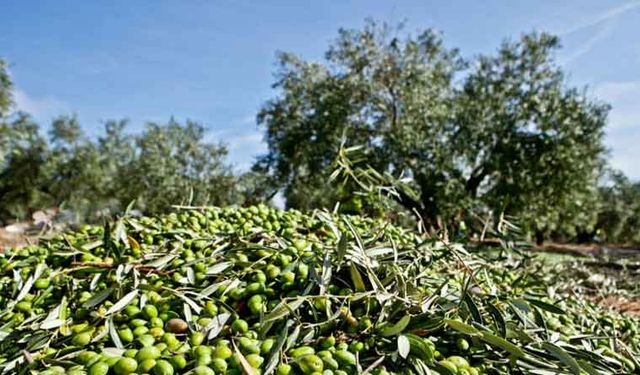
left=576, top=230, right=594, bottom=244
left=465, top=166, right=488, bottom=198
left=535, top=230, right=545, bottom=246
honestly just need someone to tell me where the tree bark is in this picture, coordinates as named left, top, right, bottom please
left=465, top=165, right=488, bottom=198
left=535, top=230, right=545, bottom=246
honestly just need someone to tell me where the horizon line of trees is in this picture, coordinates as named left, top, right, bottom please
left=1, top=21, right=640, bottom=245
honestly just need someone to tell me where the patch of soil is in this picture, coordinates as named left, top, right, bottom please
left=0, top=228, right=36, bottom=252
left=535, top=242, right=640, bottom=258
left=532, top=242, right=640, bottom=317
left=594, top=295, right=640, bottom=317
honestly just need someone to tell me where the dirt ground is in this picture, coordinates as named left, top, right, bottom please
left=595, top=295, right=640, bottom=316
left=0, top=228, right=37, bottom=252
left=534, top=242, right=640, bottom=317
left=534, top=242, right=640, bottom=258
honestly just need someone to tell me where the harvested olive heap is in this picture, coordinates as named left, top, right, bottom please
left=0, top=206, right=638, bottom=374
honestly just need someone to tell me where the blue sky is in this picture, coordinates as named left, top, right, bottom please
left=1, top=0, right=639, bottom=177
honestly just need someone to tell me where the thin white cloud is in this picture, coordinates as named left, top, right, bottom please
left=558, top=0, right=640, bottom=36
left=208, top=125, right=266, bottom=171
left=239, top=114, right=256, bottom=126
left=556, top=1, right=640, bottom=65
left=226, top=131, right=266, bottom=170
left=595, top=81, right=640, bottom=180
left=227, top=132, right=263, bottom=150
left=595, top=81, right=640, bottom=131
left=559, top=18, right=617, bottom=65
left=13, top=88, right=69, bottom=123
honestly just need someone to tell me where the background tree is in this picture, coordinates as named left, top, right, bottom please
left=0, top=114, right=51, bottom=221
left=0, top=60, right=241, bottom=224
left=0, top=59, right=11, bottom=118
left=596, top=170, right=640, bottom=244
left=257, top=21, right=462, bottom=217
left=0, top=60, right=51, bottom=221
left=44, top=115, right=107, bottom=220
left=0, top=118, right=241, bottom=224
left=94, top=120, right=137, bottom=214
left=257, top=21, right=609, bottom=240
left=455, top=33, right=608, bottom=241
left=120, top=120, right=239, bottom=214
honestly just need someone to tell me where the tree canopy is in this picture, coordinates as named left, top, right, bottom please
left=0, top=115, right=239, bottom=223
left=0, top=60, right=241, bottom=224
left=0, top=60, right=11, bottom=118
left=0, top=21, right=636, bottom=245
left=257, top=21, right=609, bottom=238
left=596, top=170, right=640, bottom=244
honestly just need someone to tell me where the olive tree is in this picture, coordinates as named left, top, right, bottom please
left=0, top=60, right=51, bottom=221
left=118, top=120, right=240, bottom=214
left=596, top=170, right=640, bottom=244
left=257, top=21, right=609, bottom=238
left=455, top=33, right=608, bottom=240
left=0, top=58, right=242, bottom=222
left=0, top=114, right=51, bottom=221
left=0, top=59, right=11, bottom=118
left=44, top=115, right=109, bottom=219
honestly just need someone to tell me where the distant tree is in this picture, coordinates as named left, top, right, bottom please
left=120, top=120, right=238, bottom=214
left=95, top=120, right=136, bottom=213
left=0, top=117, right=241, bottom=223
left=0, top=59, right=11, bottom=118
left=50, top=115, right=83, bottom=145
left=44, top=115, right=107, bottom=220
left=0, top=59, right=52, bottom=221
left=596, top=170, right=640, bottom=244
left=257, top=21, right=609, bottom=238
left=0, top=58, right=241, bottom=222
left=456, top=33, right=608, bottom=241
left=0, top=114, right=50, bottom=221
left=236, top=165, right=279, bottom=207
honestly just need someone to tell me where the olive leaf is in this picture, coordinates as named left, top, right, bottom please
left=82, top=288, right=113, bottom=309
left=397, top=335, right=410, bottom=359
left=380, top=315, right=411, bottom=336
left=108, top=317, right=123, bottom=349
left=263, top=298, right=305, bottom=323
left=541, top=342, right=582, bottom=375
left=233, top=341, right=258, bottom=375
left=105, top=290, right=137, bottom=316
left=206, top=313, right=231, bottom=340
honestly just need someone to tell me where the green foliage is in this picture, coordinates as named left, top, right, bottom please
left=0, top=114, right=51, bottom=220
left=258, top=21, right=609, bottom=238
left=596, top=170, right=640, bottom=244
left=1, top=206, right=639, bottom=373
left=45, top=116, right=108, bottom=220
left=457, top=33, right=608, bottom=240
left=0, top=111, right=241, bottom=224
left=0, top=59, right=12, bottom=117
left=119, top=119, right=238, bottom=214
left=0, top=59, right=267, bottom=224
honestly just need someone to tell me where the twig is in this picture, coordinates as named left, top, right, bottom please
left=70, top=262, right=169, bottom=274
